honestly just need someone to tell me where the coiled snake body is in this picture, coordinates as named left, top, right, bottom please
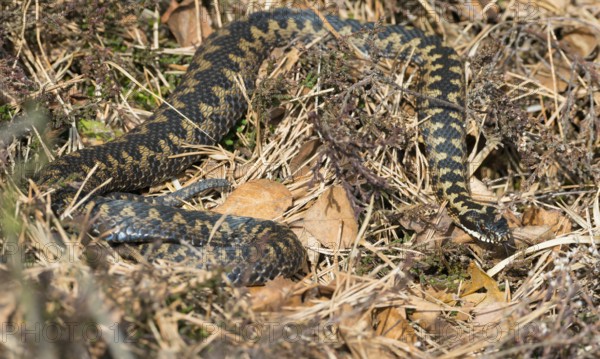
left=36, top=9, right=510, bottom=285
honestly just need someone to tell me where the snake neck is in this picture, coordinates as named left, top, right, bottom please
left=416, top=44, right=508, bottom=243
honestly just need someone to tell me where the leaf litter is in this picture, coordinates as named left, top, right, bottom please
left=0, top=0, right=599, bottom=358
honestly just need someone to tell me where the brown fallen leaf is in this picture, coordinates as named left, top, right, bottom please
left=162, top=0, right=212, bottom=47
left=338, top=303, right=374, bottom=340
left=469, top=177, right=498, bottom=203
left=458, top=264, right=516, bottom=331
left=214, top=179, right=292, bottom=220
left=123, top=25, right=148, bottom=46
left=247, top=277, right=303, bottom=312
left=375, top=307, right=416, bottom=344
left=533, top=63, right=571, bottom=93
left=522, top=207, right=572, bottom=236
left=460, top=292, right=487, bottom=307
left=512, top=225, right=554, bottom=245
left=417, top=209, right=456, bottom=246
left=407, top=296, right=445, bottom=332
left=472, top=301, right=513, bottom=328
left=561, top=28, right=598, bottom=59
left=265, top=47, right=304, bottom=78
left=290, top=139, right=321, bottom=180
left=424, top=286, right=457, bottom=306
left=293, top=227, right=320, bottom=265
left=302, top=186, right=359, bottom=249
left=455, top=292, right=486, bottom=321
left=461, top=262, right=505, bottom=303
left=458, top=0, right=499, bottom=22
left=451, top=226, right=474, bottom=245
left=401, top=205, right=454, bottom=249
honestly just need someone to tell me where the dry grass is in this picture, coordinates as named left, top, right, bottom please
left=1, top=0, right=599, bottom=358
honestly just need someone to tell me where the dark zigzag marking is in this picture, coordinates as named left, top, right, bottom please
left=437, top=157, right=464, bottom=172
left=431, top=123, right=462, bottom=139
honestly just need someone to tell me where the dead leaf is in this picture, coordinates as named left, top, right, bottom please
left=504, top=209, right=523, bottom=228
left=248, top=277, right=302, bottom=312
left=302, top=186, right=359, bottom=249
left=424, top=286, right=457, bottom=306
left=461, top=262, right=505, bottom=303
left=456, top=292, right=487, bottom=321
left=539, top=0, right=569, bottom=12
left=375, top=308, right=416, bottom=343
left=461, top=292, right=487, bottom=307
left=293, top=227, right=320, bottom=265
left=533, top=63, right=572, bottom=93
left=458, top=0, right=499, bottom=22
left=214, top=179, right=292, bottom=219
left=407, top=297, right=445, bottom=332
left=408, top=293, right=466, bottom=344
left=290, top=139, right=321, bottom=179
left=472, top=301, right=512, bottom=327
left=338, top=303, right=374, bottom=339
left=513, top=225, right=554, bottom=245
left=266, top=47, right=304, bottom=78
left=451, top=226, right=474, bottom=245
left=162, top=0, right=212, bottom=47
left=123, top=26, right=148, bottom=45
left=470, top=177, right=498, bottom=203
left=400, top=205, right=454, bottom=249
left=522, top=207, right=572, bottom=236
left=562, top=28, right=598, bottom=58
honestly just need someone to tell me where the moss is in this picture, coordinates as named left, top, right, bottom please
left=0, top=105, right=13, bottom=122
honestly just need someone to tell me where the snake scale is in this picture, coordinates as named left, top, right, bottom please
left=36, top=8, right=510, bottom=285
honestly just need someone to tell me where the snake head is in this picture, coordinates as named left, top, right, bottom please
left=476, top=216, right=510, bottom=244
left=478, top=216, right=517, bottom=255
left=460, top=211, right=514, bottom=254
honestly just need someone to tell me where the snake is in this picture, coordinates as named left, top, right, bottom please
left=35, top=8, right=511, bottom=285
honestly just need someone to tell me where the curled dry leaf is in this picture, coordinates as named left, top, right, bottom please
left=407, top=296, right=445, bottom=332
left=424, top=286, right=457, bottom=306
left=469, top=177, right=498, bottom=203
left=457, top=263, right=516, bottom=330
left=214, top=179, right=292, bottom=220
left=561, top=28, right=598, bottom=59
left=337, top=303, right=374, bottom=340
left=540, top=0, right=569, bottom=12
left=247, top=277, right=303, bottom=312
left=409, top=288, right=459, bottom=333
left=261, top=47, right=303, bottom=79
left=522, top=206, right=572, bottom=235
left=533, top=63, right=572, bottom=93
left=302, top=186, right=359, bottom=250
left=461, top=262, right=505, bottom=303
left=375, top=308, right=416, bottom=344
left=471, top=301, right=513, bottom=328
left=290, top=139, right=321, bottom=180
left=513, top=225, right=554, bottom=245
left=288, top=139, right=322, bottom=200
left=162, top=0, right=213, bottom=47
left=396, top=202, right=455, bottom=244
left=293, top=228, right=320, bottom=265
left=458, top=0, right=499, bottom=22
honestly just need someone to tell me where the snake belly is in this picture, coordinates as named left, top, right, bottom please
left=36, top=8, right=509, bottom=285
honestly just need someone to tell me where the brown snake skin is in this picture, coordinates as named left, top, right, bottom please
left=36, top=8, right=511, bottom=285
